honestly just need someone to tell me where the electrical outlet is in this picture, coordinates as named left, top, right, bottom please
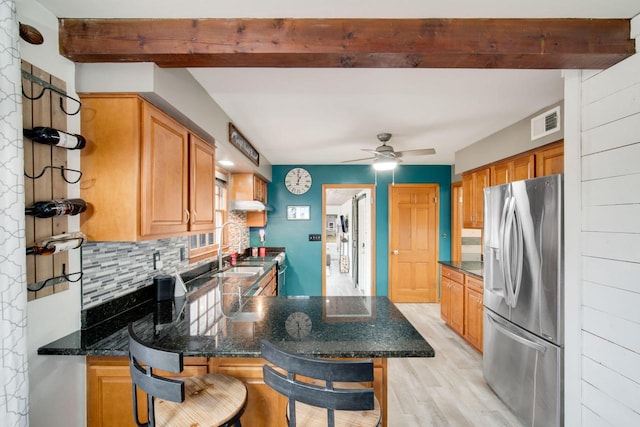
left=179, top=247, right=186, bottom=261
left=153, top=252, right=162, bottom=270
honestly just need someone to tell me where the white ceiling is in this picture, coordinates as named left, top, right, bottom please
left=34, top=0, right=640, bottom=167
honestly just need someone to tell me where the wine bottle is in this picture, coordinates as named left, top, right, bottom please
left=23, top=127, right=86, bottom=150
left=25, top=198, right=87, bottom=218
left=26, top=231, right=86, bottom=256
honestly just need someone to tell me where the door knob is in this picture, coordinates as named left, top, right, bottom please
left=392, top=250, right=399, bottom=255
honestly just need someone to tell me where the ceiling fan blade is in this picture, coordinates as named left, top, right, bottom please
left=341, top=156, right=376, bottom=163
left=396, top=148, right=436, bottom=158
left=361, top=148, right=380, bottom=154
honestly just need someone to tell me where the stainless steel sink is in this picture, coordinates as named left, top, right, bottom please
left=217, top=271, right=258, bottom=278
left=216, top=266, right=264, bottom=278
left=231, top=312, right=264, bottom=322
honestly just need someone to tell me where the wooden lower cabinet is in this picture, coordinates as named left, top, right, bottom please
left=440, top=266, right=464, bottom=336
left=212, top=358, right=284, bottom=427
left=256, top=266, right=277, bottom=296
left=87, top=356, right=208, bottom=427
left=87, top=356, right=388, bottom=426
left=440, top=266, right=484, bottom=352
left=463, top=276, right=484, bottom=353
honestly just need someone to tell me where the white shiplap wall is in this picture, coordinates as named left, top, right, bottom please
left=579, top=50, right=640, bottom=426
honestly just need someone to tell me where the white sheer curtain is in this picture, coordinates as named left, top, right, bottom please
left=0, top=0, right=30, bottom=426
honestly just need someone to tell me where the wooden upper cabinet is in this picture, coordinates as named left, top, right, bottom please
left=232, top=173, right=268, bottom=227
left=80, top=94, right=215, bottom=241
left=140, top=101, right=190, bottom=236
left=535, top=140, right=564, bottom=176
left=189, top=134, right=216, bottom=232
left=252, top=175, right=267, bottom=203
left=232, top=173, right=267, bottom=203
left=462, top=167, right=489, bottom=229
left=462, top=141, right=562, bottom=230
left=490, top=161, right=510, bottom=187
left=490, top=153, right=535, bottom=186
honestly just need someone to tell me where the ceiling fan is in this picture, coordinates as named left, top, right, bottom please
left=342, top=133, right=436, bottom=170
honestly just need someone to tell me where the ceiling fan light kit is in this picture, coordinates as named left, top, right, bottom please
left=373, top=157, right=397, bottom=171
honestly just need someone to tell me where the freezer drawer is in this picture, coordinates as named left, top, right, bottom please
left=483, top=310, right=563, bottom=427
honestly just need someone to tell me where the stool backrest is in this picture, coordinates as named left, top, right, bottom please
left=260, top=340, right=375, bottom=427
left=128, top=323, right=185, bottom=427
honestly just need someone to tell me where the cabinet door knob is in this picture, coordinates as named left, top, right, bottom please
left=185, top=209, right=190, bottom=224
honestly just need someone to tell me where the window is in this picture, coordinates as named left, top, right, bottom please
left=189, top=173, right=228, bottom=261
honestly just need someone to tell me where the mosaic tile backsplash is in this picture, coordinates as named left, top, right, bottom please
left=81, top=212, right=250, bottom=309
left=81, top=237, right=189, bottom=309
left=461, top=228, right=482, bottom=261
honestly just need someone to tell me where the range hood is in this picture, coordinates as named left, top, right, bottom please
left=230, top=200, right=274, bottom=212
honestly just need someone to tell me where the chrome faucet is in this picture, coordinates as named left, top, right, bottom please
left=217, top=221, right=244, bottom=271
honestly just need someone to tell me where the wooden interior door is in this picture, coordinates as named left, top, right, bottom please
left=389, top=184, right=439, bottom=302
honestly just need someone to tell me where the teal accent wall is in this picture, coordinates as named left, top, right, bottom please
left=249, top=165, right=452, bottom=296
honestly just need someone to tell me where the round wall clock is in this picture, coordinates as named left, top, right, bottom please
left=284, top=167, right=312, bottom=195
left=285, top=312, right=312, bottom=339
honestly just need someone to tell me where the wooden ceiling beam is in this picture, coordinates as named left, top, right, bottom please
left=59, top=18, right=634, bottom=69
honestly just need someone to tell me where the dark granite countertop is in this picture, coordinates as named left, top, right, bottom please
left=439, top=260, right=484, bottom=279
left=39, top=294, right=434, bottom=359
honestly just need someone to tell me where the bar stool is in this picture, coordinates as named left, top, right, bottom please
left=260, top=340, right=381, bottom=427
left=128, top=323, right=247, bottom=427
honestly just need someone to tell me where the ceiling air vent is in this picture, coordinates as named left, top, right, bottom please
left=531, top=106, right=561, bottom=141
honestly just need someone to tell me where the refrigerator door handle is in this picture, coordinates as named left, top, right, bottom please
left=501, top=196, right=517, bottom=307
left=508, top=197, right=524, bottom=308
left=511, top=199, right=524, bottom=307
left=501, top=195, right=524, bottom=308
left=497, top=195, right=510, bottom=303
left=486, top=311, right=547, bottom=353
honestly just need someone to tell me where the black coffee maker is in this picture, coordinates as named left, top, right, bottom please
left=154, top=275, right=175, bottom=325
left=154, top=274, right=175, bottom=301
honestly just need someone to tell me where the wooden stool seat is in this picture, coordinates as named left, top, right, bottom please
left=289, top=395, right=381, bottom=427
left=155, top=373, right=247, bottom=426
left=128, top=323, right=247, bottom=427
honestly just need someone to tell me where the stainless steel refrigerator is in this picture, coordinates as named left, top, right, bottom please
left=483, top=174, right=563, bottom=427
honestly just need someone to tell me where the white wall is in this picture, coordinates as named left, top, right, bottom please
left=455, top=101, right=563, bottom=175
left=75, top=63, right=273, bottom=181
left=16, top=1, right=86, bottom=425
left=564, top=27, right=640, bottom=425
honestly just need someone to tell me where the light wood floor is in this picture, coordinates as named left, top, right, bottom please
left=388, top=304, right=525, bottom=427
left=326, top=242, right=362, bottom=297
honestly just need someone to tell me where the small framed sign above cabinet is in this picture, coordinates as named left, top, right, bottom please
left=229, top=123, right=260, bottom=166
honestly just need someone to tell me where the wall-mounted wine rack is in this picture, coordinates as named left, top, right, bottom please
left=22, top=60, right=83, bottom=299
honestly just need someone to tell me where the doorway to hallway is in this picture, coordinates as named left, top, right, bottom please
left=322, top=184, right=375, bottom=297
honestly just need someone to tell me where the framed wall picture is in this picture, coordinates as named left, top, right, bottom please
left=287, top=205, right=310, bottom=220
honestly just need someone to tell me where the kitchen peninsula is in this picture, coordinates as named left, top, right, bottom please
left=39, top=262, right=434, bottom=426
